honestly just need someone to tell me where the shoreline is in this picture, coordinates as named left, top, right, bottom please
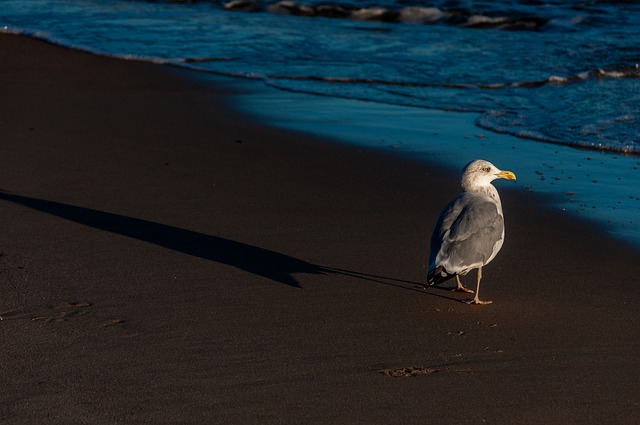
left=225, top=74, right=640, bottom=247
left=1, top=33, right=638, bottom=424
left=5, top=29, right=640, bottom=246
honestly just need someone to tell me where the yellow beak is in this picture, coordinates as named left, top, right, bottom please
left=496, top=170, right=516, bottom=180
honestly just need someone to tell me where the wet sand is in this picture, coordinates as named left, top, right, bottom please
left=0, top=33, right=638, bottom=424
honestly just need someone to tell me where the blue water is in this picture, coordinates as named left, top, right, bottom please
left=2, top=0, right=640, bottom=244
left=3, top=0, right=639, bottom=153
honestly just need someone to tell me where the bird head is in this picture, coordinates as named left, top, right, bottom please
left=461, top=159, right=516, bottom=191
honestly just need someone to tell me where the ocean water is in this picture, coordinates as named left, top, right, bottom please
left=2, top=0, right=640, bottom=244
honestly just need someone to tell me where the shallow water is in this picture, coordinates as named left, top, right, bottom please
left=1, top=0, right=639, bottom=244
left=227, top=76, right=640, bottom=246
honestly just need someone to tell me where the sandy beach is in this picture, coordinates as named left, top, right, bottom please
left=1, top=33, right=638, bottom=424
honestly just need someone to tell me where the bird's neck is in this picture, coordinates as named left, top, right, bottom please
left=467, top=184, right=501, bottom=204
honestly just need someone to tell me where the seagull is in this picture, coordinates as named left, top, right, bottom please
left=427, top=160, right=516, bottom=305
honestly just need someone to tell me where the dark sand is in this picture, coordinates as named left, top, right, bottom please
left=1, top=33, right=638, bottom=424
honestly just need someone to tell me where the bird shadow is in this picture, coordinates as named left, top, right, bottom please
left=0, top=192, right=457, bottom=300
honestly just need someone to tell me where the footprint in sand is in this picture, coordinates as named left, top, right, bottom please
left=101, top=318, right=126, bottom=327
left=30, top=301, right=93, bottom=323
left=2, top=301, right=127, bottom=328
left=380, top=366, right=473, bottom=377
left=380, top=367, right=441, bottom=377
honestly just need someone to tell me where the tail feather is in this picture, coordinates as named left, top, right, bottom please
left=427, top=266, right=455, bottom=287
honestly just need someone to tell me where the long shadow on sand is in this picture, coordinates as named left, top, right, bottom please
left=0, top=192, right=455, bottom=299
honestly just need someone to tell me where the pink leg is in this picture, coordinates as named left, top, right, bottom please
left=463, top=268, right=492, bottom=305
left=452, top=275, right=475, bottom=294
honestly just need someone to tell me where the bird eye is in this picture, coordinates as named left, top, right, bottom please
left=482, top=167, right=491, bottom=172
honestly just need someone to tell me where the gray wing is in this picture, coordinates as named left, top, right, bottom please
left=429, top=192, right=504, bottom=276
